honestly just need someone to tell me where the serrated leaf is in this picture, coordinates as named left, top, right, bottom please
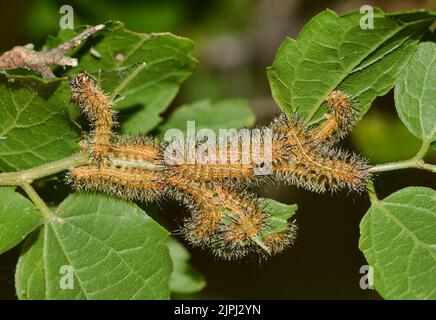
left=156, top=99, right=255, bottom=134
left=258, top=198, right=297, bottom=237
left=0, top=187, right=43, bottom=254
left=15, top=193, right=172, bottom=300
left=54, top=21, right=197, bottom=134
left=167, top=237, right=205, bottom=294
left=359, top=187, right=436, bottom=299
left=394, top=42, right=436, bottom=141
left=267, top=9, right=436, bottom=123
left=0, top=73, right=79, bottom=172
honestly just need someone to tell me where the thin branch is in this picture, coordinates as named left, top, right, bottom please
left=368, top=139, right=435, bottom=174
left=368, top=159, right=436, bottom=173
left=0, top=152, right=88, bottom=185
left=0, top=24, right=104, bottom=78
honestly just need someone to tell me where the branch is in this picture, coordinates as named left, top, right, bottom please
left=368, top=139, right=435, bottom=174
left=0, top=24, right=104, bottom=78
left=0, top=152, right=88, bottom=185
left=368, top=159, right=436, bottom=173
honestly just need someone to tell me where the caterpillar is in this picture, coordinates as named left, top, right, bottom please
left=70, top=72, right=115, bottom=162
left=67, top=71, right=370, bottom=260
left=167, top=178, right=296, bottom=259
left=269, top=113, right=371, bottom=192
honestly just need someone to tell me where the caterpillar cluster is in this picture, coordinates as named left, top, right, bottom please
left=67, top=71, right=371, bottom=260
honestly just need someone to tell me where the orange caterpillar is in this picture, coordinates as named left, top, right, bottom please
left=167, top=178, right=297, bottom=259
left=165, top=142, right=258, bottom=185
left=270, top=113, right=370, bottom=192
left=269, top=90, right=369, bottom=192
left=70, top=72, right=115, bottom=162
left=68, top=164, right=165, bottom=202
left=163, top=91, right=370, bottom=192
left=67, top=71, right=370, bottom=260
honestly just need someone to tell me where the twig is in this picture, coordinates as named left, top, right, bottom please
left=0, top=24, right=104, bottom=78
left=368, top=139, right=435, bottom=174
left=368, top=159, right=436, bottom=173
left=0, top=152, right=88, bottom=185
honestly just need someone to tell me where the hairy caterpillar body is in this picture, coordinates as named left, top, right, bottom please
left=166, top=145, right=257, bottom=185
left=67, top=71, right=370, bottom=260
left=167, top=178, right=296, bottom=259
left=163, top=110, right=370, bottom=193
left=70, top=72, right=115, bottom=162
left=270, top=114, right=371, bottom=192
left=67, top=164, right=166, bottom=202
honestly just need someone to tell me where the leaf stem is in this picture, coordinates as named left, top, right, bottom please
left=412, top=139, right=431, bottom=160
left=0, top=152, right=88, bottom=185
left=366, top=180, right=378, bottom=204
left=368, top=139, right=435, bottom=173
left=20, top=183, right=52, bottom=220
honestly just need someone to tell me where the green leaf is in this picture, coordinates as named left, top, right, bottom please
left=0, top=73, right=80, bottom=172
left=394, top=41, right=436, bottom=141
left=167, top=237, right=206, bottom=294
left=15, top=193, right=172, bottom=300
left=359, top=187, right=436, bottom=299
left=58, top=21, right=197, bottom=134
left=0, top=187, right=43, bottom=254
left=258, top=198, right=298, bottom=237
left=15, top=229, right=46, bottom=299
left=156, top=99, right=255, bottom=134
left=267, top=9, right=436, bottom=123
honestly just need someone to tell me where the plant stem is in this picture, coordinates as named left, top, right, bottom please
left=20, top=183, right=52, bottom=220
left=412, top=139, right=431, bottom=160
left=366, top=180, right=378, bottom=204
left=0, top=152, right=88, bottom=185
left=368, top=139, right=435, bottom=173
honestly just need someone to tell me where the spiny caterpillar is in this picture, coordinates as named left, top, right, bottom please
left=70, top=72, right=115, bottom=162
left=167, top=178, right=295, bottom=259
left=67, top=71, right=370, bottom=260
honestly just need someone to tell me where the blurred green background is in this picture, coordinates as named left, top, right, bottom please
left=0, top=0, right=435, bottom=299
